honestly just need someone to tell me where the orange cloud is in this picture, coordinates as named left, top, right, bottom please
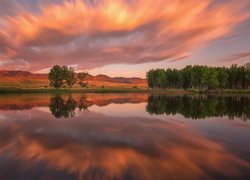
left=0, top=0, right=249, bottom=71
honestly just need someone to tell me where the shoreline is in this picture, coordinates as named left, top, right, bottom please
left=0, top=87, right=249, bottom=94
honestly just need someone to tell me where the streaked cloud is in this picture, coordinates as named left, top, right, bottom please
left=0, top=59, right=29, bottom=70
left=221, top=51, right=250, bottom=62
left=0, top=0, right=249, bottom=71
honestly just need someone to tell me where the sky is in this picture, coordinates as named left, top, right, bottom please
left=0, top=0, right=249, bottom=78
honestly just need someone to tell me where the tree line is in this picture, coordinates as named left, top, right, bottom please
left=147, top=64, right=250, bottom=89
left=48, top=65, right=88, bottom=88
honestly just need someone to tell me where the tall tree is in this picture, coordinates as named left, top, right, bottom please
left=217, top=67, right=229, bottom=88
left=182, top=66, right=193, bottom=89
left=48, top=65, right=65, bottom=88
left=155, top=69, right=167, bottom=89
left=204, top=68, right=219, bottom=89
left=146, top=70, right=154, bottom=88
left=49, top=65, right=76, bottom=88
left=64, top=66, right=76, bottom=88
left=245, top=63, right=250, bottom=89
left=229, top=64, right=238, bottom=89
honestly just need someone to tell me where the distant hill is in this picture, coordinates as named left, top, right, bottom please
left=87, top=74, right=146, bottom=84
left=0, top=70, right=147, bottom=88
left=0, top=70, right=46, bottom=78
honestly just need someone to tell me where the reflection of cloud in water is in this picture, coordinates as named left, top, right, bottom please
left=89, top=103, right=148, bottom=118
left=0, top=113, right=7, bottom=120
left=0, top=111, right=249, bottom=179
left=33, top=107, right=51, bottom=114
left=0, top=110, right=32, bottom=121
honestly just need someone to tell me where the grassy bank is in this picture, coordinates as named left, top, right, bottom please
left=0, top=87, right=149, bottom=94
left=197, top=89, right=250, bottom=94
left=0, top=87, right=249, bottom=94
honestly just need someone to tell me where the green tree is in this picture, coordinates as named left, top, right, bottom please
left=155, top=69, right=167, bottom=88
left=48, top=65, right=77, bottom=89
left=146, top=70, right=154, bottom=88
left=191, top=66, right=207, bottom=89
left=146, top=63, right=249, bottom=90
left=217, top=67, right=229, bottom=88
left=204, top=68, right=219, bottom=89
left=229, top=64, right=238, bottom=89
left=147, top=69, right=158, bottom=89
left=245, top=63, right=250, bottom=89
left=48, top=65, right=65, bottom=88
left=64, top=66, right=76, bottom=88
left=182, top=66, right=193, bottom=89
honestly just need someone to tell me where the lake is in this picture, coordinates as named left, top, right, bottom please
left=0, top=93, right=249, bottom=179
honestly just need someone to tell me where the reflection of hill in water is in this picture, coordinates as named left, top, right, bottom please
left=147, top=95, right=250, bottom=120
left=0, top=94, right=249, bottom=120
left=0, top=93, right=148, bottom=110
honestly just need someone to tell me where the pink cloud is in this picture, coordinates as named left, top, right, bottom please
left=0, top=0, right=249, bottom=71
left=221, top=51, right=250, bottom=62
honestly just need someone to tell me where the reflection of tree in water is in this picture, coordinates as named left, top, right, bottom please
left=49, top=96, right=87, bottom=118
left=146, top=95, right=250, bottom=120
left=78, top=96, right=89, bottom=111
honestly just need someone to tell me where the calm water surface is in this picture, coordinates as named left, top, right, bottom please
left=0, top=93, right=249, bottom=179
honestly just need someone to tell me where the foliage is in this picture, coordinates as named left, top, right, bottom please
left=146, top=69, right=167, bottom=89
left=64, top=66, right=76, bottom=88
left=147, top=63, right=250, bottom=90
left=48, top=65, right=65, bottom=88
left=48, top=65, right=88, bottom=89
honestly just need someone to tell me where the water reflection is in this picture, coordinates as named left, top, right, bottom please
left=0, top=94, right=249, bottom=120
left=49, top=95, right=91, bottom=118
left=0, top=108, right=249, bottom=179
left=47, top=94, right=147, bottom=118
left=45, top=94, right=250, bottom=120
left=0, top=93, right=249, bottom=179
left=49, top=96, right=78, bottom=118
left=147, top=94, right=250, bottom=120
left=0, top=93, right=147, bottom=111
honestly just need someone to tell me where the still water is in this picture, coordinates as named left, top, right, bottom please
left=0, top=93, right=249, bottom=179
